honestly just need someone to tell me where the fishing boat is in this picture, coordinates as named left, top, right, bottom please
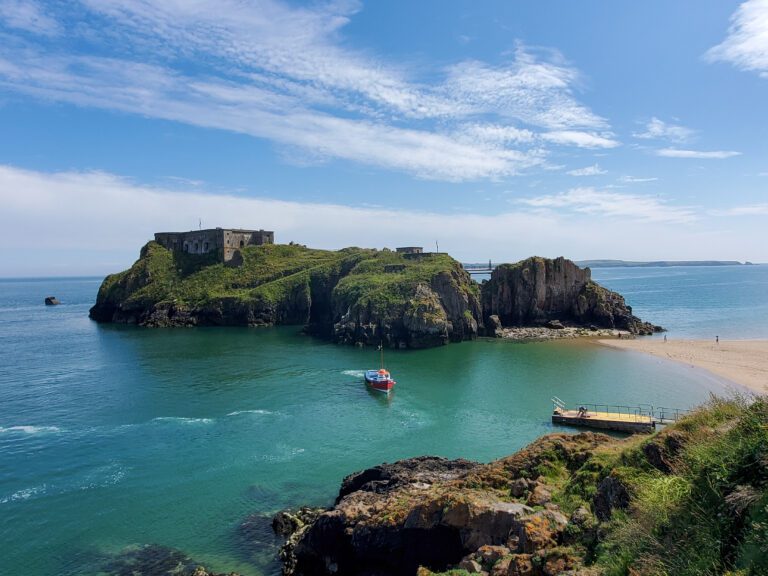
left=365, top=344, right=396, bottom=393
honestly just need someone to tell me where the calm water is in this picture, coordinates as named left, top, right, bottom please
left=1, top=266, right=765, bottom=575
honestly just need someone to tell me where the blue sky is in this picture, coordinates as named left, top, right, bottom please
left=1, top=0, right=767, bottom=275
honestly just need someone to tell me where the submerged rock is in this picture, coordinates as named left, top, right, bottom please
left=44, top=296, right=60, bottom=305
left=100, top=544, right=239, bottom=576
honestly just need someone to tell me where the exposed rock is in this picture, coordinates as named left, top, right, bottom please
left=506, top=553, right=534, bottom=576
left=510, top=478, right=530, bottom=498
left=486, top=314, right=503, bottom=336
left=275, top=434, right=622, bottom=575
left=44, top=296, right=60, bottom=305
left=476, top=544, right=510, bottom=567
left=482, top=256, right=662, bottom=335
left=593, top=475, right=630, bottom=520
left=458, top=557, right=485, bottom=573
left=569, top=506, right=592, bottom=527
left=526, top=484, right=552, bottom=506
left=337, top=456, right=478, bottom=503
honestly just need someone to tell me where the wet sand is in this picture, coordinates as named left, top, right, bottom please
left=596, top=338, right=768, bottom=395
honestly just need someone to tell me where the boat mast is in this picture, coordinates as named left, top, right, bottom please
left=379, top=341, right=384, bottom=370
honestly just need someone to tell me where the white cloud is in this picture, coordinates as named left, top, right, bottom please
left=633, top=117, right=694, bottom=142
left=541, top=130, right=619, bottom=149
left=7, top=164, right=762, bottom=276
left=517, top=187, right=697, bottom=224
left=567, top=164, right=607, bottom=176
left=706, top=0, right=768, bottom=78
left=656, top=148, right=741, bottom=159
left=716, top=203, right=768, bottom=216
left=0, top=1, right=615, bottom=181
left=619, top=175, right=658, bottom=183
left=0, top=0, right=60, bottom=35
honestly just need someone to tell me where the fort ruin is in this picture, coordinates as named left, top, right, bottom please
left=154, top=228, right=274, bottom=263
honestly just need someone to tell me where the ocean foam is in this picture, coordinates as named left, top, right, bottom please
left=152, top=417, right=213, bottom=425
left=0, top=484, right=47, bottom=504
left=342, top=370, right=365, bottom=378
left=226, top=409, right=274, bottom=416
left=0, top=425, right=61, bottom=434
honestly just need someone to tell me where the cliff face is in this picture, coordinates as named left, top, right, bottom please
left=274, top=397, right=768, bottom=576
left=332, top=266, right=482, bottom=348
left=89, top=243, right=483, bottom=347
left=482, top=256, right=661, bottom=334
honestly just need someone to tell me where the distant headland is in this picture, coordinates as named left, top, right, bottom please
left=89, top=227, right=662, bottom=348
left=575, top=259, right=753, bottom=268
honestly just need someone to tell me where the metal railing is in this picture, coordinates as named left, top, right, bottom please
left=552, top=397, right=690, bottom=424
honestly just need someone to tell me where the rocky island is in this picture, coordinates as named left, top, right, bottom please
left=89, top=236, right=661, bottom=347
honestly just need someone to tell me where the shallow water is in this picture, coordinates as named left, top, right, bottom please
left=0, top=268, right=764, bottom=575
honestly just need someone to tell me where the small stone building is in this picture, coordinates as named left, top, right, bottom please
left=154, top=228, right=274, bottom=263
left=396, top=247, right=423, bottom=254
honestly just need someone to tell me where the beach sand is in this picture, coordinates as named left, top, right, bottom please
left=597, top=338, right=768, bottom=395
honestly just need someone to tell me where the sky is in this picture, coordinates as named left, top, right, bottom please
left=1, top=0, right=767, bottom=276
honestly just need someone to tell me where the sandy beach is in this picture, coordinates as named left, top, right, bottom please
left=597, top=338, right=768, bottom=395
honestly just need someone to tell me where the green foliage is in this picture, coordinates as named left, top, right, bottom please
left=580, top=396, right=768, bottom=576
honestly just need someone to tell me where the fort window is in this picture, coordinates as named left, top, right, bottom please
left=203, top=242, right=209, bottom=252
left=183, top=242, right=189, bottom=252
left=193, top=242, right=199, bottom=252
left=239, top=240, right=244, bottom=248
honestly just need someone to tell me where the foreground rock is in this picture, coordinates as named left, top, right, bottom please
left=482, top=257, right=662, bottom=335
left=275, top=435, right=613, bottom=575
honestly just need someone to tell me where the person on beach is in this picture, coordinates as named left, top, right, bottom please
left=664, top=335, right=667, bottom=342
left=716, top=335, right=719, bottom=344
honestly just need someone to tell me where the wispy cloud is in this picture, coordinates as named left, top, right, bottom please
left=633, top=117, right=694, bottom=142
left=619, top=175, right=658, bottom=183
left=541, top=130, right=619, bottom=149
left=706, top=0, right=768, bottom=78
left=567, top=164, right=606, bottom=176
left=0, top=0, right=615, bottom=181
left=0, top=0, right=60, bottom=36
left=518, top=187, right=697, bottom=224
left=656, top=148, right=741, bottom=159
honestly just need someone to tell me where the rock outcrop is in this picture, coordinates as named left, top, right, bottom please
left=275, top=434, right=614, bottom=576
left=482, top=256, right=662, bottom=334
left=44, top=296, right=60, bottom=305
left=332, top=268, right=483, bottom=349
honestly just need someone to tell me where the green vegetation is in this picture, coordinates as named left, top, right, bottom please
left=96, top=242, right=367, bottom=310
left=93, top=243, right=479, bottom=330
left=333, top=250, right=477, bottom=317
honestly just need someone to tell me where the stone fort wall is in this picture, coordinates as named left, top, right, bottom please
left=154, top=228, right=274, bottom=262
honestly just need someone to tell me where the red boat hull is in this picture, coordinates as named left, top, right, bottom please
left=366, top=378, right=395, bottom=392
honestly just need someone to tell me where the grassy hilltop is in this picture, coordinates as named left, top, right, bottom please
left=90, top=242, right=482, bottom=347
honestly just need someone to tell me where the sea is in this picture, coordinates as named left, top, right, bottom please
left=1, top=265, right=766, bottom=575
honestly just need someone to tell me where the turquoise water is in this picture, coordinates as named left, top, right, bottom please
left=1, top=267, right=765, bottom=575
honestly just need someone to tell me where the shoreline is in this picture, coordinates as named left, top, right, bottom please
left=596, top=338, right=768, bottom=395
